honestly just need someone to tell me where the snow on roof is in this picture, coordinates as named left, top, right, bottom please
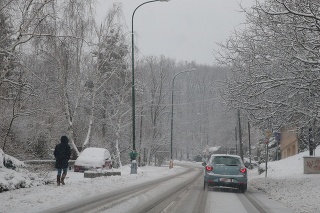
left=208, top=146, right=221, bottom=152
left=202, top=146, right=221, bottom=154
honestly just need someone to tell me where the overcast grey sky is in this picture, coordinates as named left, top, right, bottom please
left=96, top=0, right=255, bottom=65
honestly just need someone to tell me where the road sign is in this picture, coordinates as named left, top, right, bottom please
left=265, top=130, right=272, bottom=138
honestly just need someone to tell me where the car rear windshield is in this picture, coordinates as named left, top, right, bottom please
left=211, top=156, right=241, bottom=166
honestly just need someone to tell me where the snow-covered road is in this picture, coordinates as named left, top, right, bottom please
left=2, top=153, right=319, bottom=213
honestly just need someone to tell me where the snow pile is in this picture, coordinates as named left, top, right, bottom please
left=0, top=148, right=25, bottom=169
left=0, top=167, right=44, bottom=192
left=0, top=149, right=46, bottom=192
left=249, top=146, right=320, bottom=213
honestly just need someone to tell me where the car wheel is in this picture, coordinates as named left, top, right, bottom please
left=204, top=181, right=207, bottom=190
left=239, top=184, right=247, bottom=193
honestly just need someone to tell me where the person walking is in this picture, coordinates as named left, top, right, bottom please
left=54, top=136, right=71, bottom=186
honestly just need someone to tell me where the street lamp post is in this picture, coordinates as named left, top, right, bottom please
left=169, top=69, right=196, bottom=169
left=131, top=0, right=170, bottom=174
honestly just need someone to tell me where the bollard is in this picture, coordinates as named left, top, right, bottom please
left=131, top=160, right=137, bottom=174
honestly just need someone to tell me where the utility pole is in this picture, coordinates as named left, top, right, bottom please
left=265, top=129, right=272, bottom=178
left=238, top=109, right=244, bottom=161
left=248, top=122, right=251, bottom=168
left=235, top=126, right=238, bottom=155
left=170, top=69, right=196, bottom=168
left=130, top=0, right=170, bottom=174
left=309, top=127, right=313, bottom=156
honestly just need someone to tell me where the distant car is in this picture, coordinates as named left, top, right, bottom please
left=244, top=161, right=258, bottom=168
left=243, top=158, right=258, bottom=168
left=74, top=147, right=112, bottom=172
left=203, top=154, right=247, bottom=193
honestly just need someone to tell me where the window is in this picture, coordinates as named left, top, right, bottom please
left=211, top=156, right=241, bottom=165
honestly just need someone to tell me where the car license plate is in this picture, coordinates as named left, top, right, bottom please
left=220, top=178, right=232, bottom=182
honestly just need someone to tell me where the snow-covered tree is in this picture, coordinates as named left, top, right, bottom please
left=217, top=0, right=320, bottom=135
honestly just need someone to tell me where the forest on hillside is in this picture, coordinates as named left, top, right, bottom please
left=0, top=0, right=239, bottom=167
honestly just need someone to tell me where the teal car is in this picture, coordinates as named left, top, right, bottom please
left=203, top=154, right=247, bottom=193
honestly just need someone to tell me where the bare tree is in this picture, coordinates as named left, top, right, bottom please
left=0, top=0, right=56, bottom=152
left=136, top=56, right=174, bottom=165
left=216, top=0, right=320, bottom=133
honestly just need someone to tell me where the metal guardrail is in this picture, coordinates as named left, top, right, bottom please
left=24, top=160, right=75, bottom=167
left=24, top=160, right=75, bottom=163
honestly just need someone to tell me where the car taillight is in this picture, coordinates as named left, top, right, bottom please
left=206, top=165, right=213, bottom=171
left=240, top=167, right=247, bottom=173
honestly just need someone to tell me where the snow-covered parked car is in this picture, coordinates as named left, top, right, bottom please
left=243, top=157, right=258, bottom=168
left=74, top=147, right=112, bottom=172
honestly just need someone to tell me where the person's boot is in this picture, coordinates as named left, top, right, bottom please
left=57, top=175, right=61, bottom=186
left=61, top=173, right=66, bottom=185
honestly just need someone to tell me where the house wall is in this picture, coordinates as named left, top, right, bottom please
left=280, top=128, right=298, bottom=159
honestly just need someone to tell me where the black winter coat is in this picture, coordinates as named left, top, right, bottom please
left=54, top=141, right=71, bottom=169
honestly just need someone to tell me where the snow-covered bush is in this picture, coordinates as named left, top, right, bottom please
left=0, top=149, right=47, bottom=192
left=2, top=150, right=26, bottom=169
left=0, top=149, right=4, bottom=168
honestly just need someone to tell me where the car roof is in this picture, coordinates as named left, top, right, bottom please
left=210, top=154, right=241, bottom=158
left=80, top=147, right=110, bottom=158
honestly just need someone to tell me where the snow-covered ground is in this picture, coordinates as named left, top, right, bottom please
left=248, top=147, right=320, bottom=213
left=1, top=147, right=320, bottom=213
left=0, top=163, right=188, bottom=213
